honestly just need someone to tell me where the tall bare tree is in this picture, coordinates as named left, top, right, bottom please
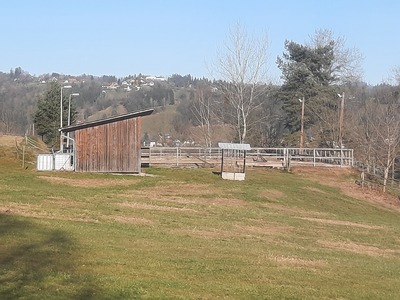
left=308, top=29, right=364, bottom=84
left=191, top=85, right=216, bottom=147
left=213, top=22, right=269, bottom=143
left=352, top=91, right=400, bottom=192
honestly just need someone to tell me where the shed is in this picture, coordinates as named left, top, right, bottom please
left=218, top=142, right=251, bottom=181
left=60, top=108, right=153, bottom=173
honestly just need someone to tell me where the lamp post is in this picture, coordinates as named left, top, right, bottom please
left=337, top=92, right=345, bottom=149
left=66, top=93, right=79, bottom=148
left=60, top=85, right=72, bottom=152
left=299, top=96, right=305, bottom=149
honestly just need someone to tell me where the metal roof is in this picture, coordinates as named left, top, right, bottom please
left=218, top=142, right=251, bottom=150
left=60, top=108, right=154, bottom=133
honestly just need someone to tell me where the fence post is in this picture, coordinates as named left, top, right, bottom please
left=313, top=148, right=316, bottom=167
left=149, top=147, right=151, bottom=166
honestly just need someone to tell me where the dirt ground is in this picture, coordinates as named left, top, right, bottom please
left=292, top=166, right=400, bottom=212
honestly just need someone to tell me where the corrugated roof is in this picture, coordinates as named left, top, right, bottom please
left=60, top=108, right=154, bottom=133
left=218, top=142, right=251, bottom=150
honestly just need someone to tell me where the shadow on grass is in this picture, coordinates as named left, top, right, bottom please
left=0, top=214, right=103, bottom=299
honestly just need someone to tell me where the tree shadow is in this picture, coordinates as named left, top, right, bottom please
left=0, top=214, right=104, bottom=299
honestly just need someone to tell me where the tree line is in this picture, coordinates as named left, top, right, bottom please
left=0, top=24, right=398, bottom=185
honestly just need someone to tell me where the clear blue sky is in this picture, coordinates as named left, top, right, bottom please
left=1, top=0, right=399, bottom=85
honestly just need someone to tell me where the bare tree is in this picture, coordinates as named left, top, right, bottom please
left=191, top=85, right=216, bottom=147
left=353, top=98, right=400, bottom=192
left=308, top=29, right=364, bottom=84
left=213, top=22, right=269, bottom=143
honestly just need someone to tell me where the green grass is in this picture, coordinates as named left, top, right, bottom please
left=1, top=157, right=400, bottom=299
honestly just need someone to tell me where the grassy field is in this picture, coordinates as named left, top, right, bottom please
left=1, top=147, right=400, bottom=299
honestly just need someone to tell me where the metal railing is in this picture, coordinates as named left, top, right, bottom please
left=141, top=147, right=354, bottom=168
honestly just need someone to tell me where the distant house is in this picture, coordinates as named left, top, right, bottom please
left=60, top=109, right=154, bottom=173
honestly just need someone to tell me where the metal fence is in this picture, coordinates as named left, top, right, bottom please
left=141, top=147, right=354, bottom=168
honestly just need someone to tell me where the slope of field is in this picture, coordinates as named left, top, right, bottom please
left=0, top=143, right=400, bottom=299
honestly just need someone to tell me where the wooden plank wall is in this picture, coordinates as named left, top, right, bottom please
left=75, top=117, right=141, bottom=172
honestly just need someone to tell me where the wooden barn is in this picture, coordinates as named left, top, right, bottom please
left=60, top=109, right=153, bottom=173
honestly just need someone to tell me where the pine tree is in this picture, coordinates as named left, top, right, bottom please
left=33, top=82, right=77, bottom=148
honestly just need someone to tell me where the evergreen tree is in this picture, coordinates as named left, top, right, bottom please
left=277, top=40, right=338, bottom=146
left=33, top=82, right=77, bottom=148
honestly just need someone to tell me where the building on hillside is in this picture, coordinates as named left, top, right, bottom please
left=58, top=108, right=154, bottom=173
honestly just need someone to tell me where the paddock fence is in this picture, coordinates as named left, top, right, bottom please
left=141, top=147, right=354, bottom=169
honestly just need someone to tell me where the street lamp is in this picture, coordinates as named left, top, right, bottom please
left=60, top=85, right=72, bottom=152
left=66, top=93, right=79, bottom=149
left=299, top=96, right=305, bottom=149
left=337, top=92, right=345, bottom=149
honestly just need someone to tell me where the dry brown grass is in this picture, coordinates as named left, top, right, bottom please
left=262, top=203, right=332, bottom=218
left=38, top=175, right=136, bottom=187
left=318, top=240, right=400, bottom=257
left=105, top=215, right=155, bottom=225
left=0, top=203, right=97, bottom=223
left=0, top=135, right=23, bottom=147
left=259, top=189, right=285, bottom=200
left=292, top=166, right=400, bottom=212
left=299, top=217, right=385, bottom=230
left=119, top=201, right=198, bottom=212
left=270, top=255, right=326, bottom=268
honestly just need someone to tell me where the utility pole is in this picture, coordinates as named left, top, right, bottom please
left=338, top=92, right=345, bottom=148
left=299, top=96, right=305, bottom=149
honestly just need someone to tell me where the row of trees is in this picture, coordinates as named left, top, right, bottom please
left=1, top=23, right=398, bottom=187
left=171, top=24, right=399, bottom=188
